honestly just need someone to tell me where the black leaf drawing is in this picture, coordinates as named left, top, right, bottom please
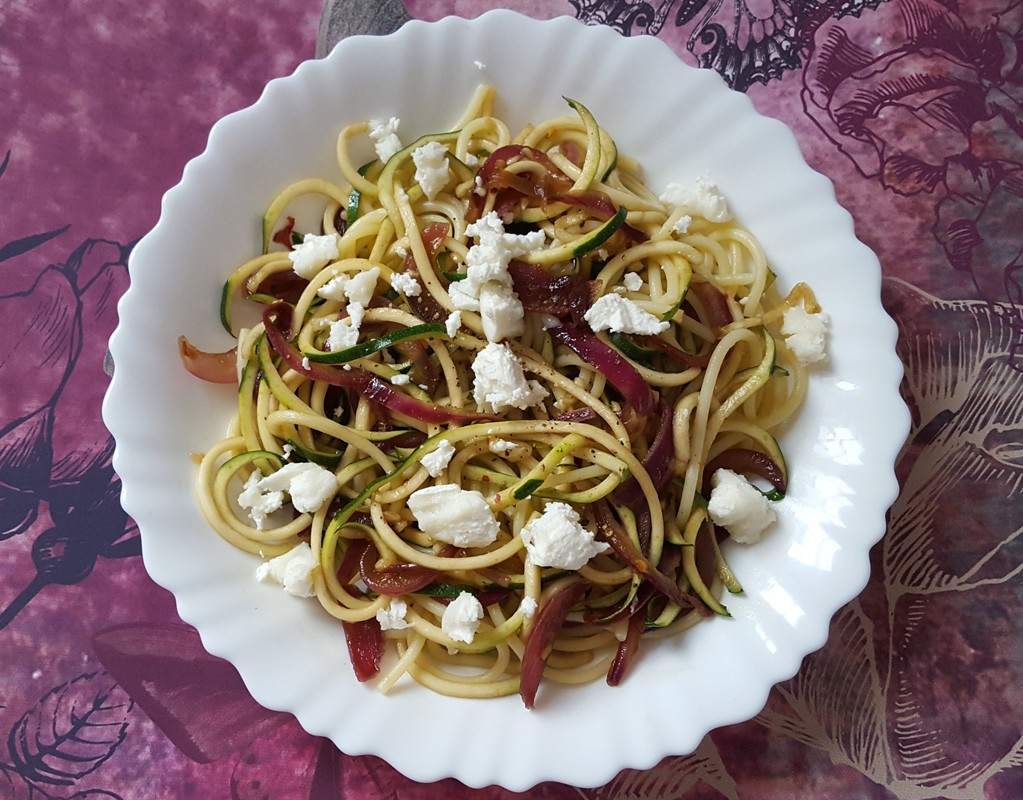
left=7, top=672, right=132, bottom=787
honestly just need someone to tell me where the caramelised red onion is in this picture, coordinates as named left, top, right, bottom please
left=355, top=539, right=439, bottom=596
left=519, top=580, right=587, bottom=709
left=362, top=377, right=497, bottom=425
left=642, top=335, right=712, bottom=369
left=263, top=302, right=495, bottom=424
left=403, top=221, right=449, bottom=324
left=594, top=500, right=709, bottom=617
left=271, top=215, right=296, bottom=248
left=263, top=302, right=372, bottom=389
left=687, top=281, right=734, bottom=328
left=704, top=448, right=787, bottom=494
left=341, top=617, right=384, bottom=682
left=469, top=145, right=572, bottom=221
left=547, top=321, right=655, bottom=417
left=177, top=335, right=237, bottom=384
left=606, top=606, right=645, bottom=686
left=613, top=398, right=675, bottom=509
left=508, top=260, right=597, bottom=324
left=549, top=191, right=648, bottom=243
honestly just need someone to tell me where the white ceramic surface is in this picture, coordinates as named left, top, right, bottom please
left=104, top=10, right=908, bottom=790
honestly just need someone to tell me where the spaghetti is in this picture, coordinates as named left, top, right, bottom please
left=186, top=84, right=822, bottom=707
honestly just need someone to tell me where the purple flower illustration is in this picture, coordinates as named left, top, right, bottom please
left=0, top=149, right=137, bottom=627
left=801, top=0, right=1023, bottom=361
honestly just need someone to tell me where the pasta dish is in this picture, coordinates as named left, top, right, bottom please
left=180, top=84, right=826, bottom=707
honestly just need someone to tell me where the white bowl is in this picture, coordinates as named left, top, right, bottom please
left=104, top=10, right=908, bottom=790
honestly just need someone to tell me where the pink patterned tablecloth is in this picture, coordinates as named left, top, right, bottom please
left=2, top=1, right=1022, bottom=797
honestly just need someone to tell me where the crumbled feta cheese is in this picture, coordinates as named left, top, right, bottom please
left=519, top=502, right=609, bottom=570
left=344, top=267, right=380, bottom=308
left=584, top=293, right=669, bottom=335
left=478, top=281, right=525, bottom=342
left=255, top=542, right=319, bottom=597
left=301, top=356, right=311, bottom=370
left=238, top=471, right=284, bottom=529
left=390, top=372, right=411, bottom=385
left=450, top=212, right=543, bottom=343
left=326, top=317, right=359, bottom=351
left=376, top=598, right=413, bottom=630
left=408, top=484, right=499, bottom=548
left=420, top=438, right=456, bottom=477
left=282, top=443, right=294, bottom=460
left=464, top=212, right=545, bottom=287
left=673, top=214, right=693, bottom=235
left=442, top=591, right=484, bottom=644
left=445, top=310, right=462, bottom=337
left=318, top=271, right=348, bottom=301
left=368, top=116, right=402, bottom=162
left=781, top=305, right=829, bottom=366
left=519, top=596, right=537, bottom=619
left=489, top=439, right=516, bottom=454
left=390, top=271, right=422, bottom=297
left=471, top=342, right=548, bottom=413
left=622, top=271, right=643, bottom=291
left=412, top=141, right=450, bottom=200
left=257, top=462, right=338, bottom=514
left=288, top=233, right=339, bottom=279
left=707, top=468, right=776, bottom=544
left=659, top=177, right=733, bottom=223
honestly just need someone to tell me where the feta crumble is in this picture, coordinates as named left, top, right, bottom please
left=376, top=598, right=413, bottom=630
left=326, top=317, right=359, bottom=352
left=390, top=372, right=411, bottom=385
left=622, top=271, right=643, bottom=292
left=255, top=542, right=319, bottom=597
left=420, top=438, right=456, bottom=477
left=489, top=439, right=516, bottom=454
left=344, top=267, right=380, bottom=308
left=318, top=271, right=348, bottom=301
left=659, top=177, right=733, bottom=223
left=471, top=342, right=548, bottom=413
left=478, top=281, right=525, bottom=342
left=256, top=462, right=338, bottom=514
left=584, top=293, right=669, bottom=335
left=519, top=596, right=538, bottom=619
left=408, top=484, right=499, bottom=548
left=449, top=211, right=543, bottom=342
left=324, top=267, right=380, bottom=352
left=412, top=140, right=450, bottom=200
left=288, top=233, right=338, bottom=279
left=442, top=591, right=484, bottom=644
left=707, top=468, right=776, bottom=544
left=444, top=310, right=462, bottom=337
left=237, top=471, right=284, bottom=529
left=781, top=305, right=829, bottom=366
left=519, top=502, right=610, bottom=570
left=673, top=214, right=693, bottom=235
left=368, top=116, right=402, bottom=162
left=390, top=271, right=422, bottom=297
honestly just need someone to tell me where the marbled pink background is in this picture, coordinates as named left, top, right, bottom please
left=2, top=1, right=1022, bottom=798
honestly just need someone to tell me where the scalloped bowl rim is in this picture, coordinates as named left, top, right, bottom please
left=104, top=10, right=908, bottom=791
